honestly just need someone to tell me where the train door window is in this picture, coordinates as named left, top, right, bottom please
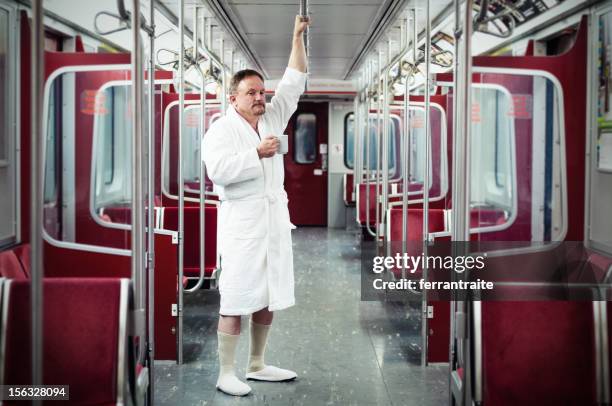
left=588, top=7, right=612, bottom=254
left=469, top=86, right=516, bottom=232
left=0, top=2, right=16, bottom=247
left=407, top=109, right=433, bottom=188
left=361, top=115, right=396, bottom=171
left=92, top=84, right=132, bottom=225
left=344, top=113, right=397, bottom=171
left=294, top=113, right=317, bottom=164
left=162, top=103, right=221, bottom=198
left=183, top=106, right=202, bottom=191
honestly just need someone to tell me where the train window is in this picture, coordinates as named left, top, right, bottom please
left=42, top=67, right=134, bottom=254
left=470, top=86, right=516, bottom=229
left=0, top=9, right=6, bottom=163
left=0, top=3, right=16, bottom=247
left=162, top=103, right=221, bottom=198
left=183, top=106, right=202, bottom=189
left=588, top=8, right=612, bottom=253
left=294, top=113, right=317, bottom=164
left=92, top=84, right=133, bottom=224
left=345, top=113, right=397, bottom=171
left=407, top=109, right=432, bottom=187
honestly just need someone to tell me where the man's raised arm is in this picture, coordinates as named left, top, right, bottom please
left=288, top=15, right=310, bottom=73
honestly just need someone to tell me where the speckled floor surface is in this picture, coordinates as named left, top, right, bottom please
left=153, top=227, right=448, bottom=405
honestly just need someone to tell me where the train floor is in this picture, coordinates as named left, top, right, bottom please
left=154, top=227, right=448, bottom=406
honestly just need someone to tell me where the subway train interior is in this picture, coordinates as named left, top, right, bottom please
left=0, top=0, right=611, bottom=404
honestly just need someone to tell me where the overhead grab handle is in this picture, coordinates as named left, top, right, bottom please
left=94, top=11, right=130, bottom=36
left=94, top=0, right=154, bottom=36
left=472, top=0, right=515, bottom=38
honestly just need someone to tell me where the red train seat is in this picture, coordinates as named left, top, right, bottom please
left=13, top=244, right=31, bottom=278
left=386, top=208, right=447, bottom=278
left=0, top=248, right=28, bottom=280
left=343, top=173, right=355, bottom=206
left=478, top=295, right=598, bottom=405
left=1, top=278, right=132, bottom=405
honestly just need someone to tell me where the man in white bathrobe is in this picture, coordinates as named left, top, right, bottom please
left=203, top=15, right=309, bottom=396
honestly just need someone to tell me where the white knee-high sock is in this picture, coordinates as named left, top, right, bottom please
left=217, top=331, right=251, bottom=396
left=218, top=331, right=240, bottom=377
left=247, top=321, right=271, bottom=373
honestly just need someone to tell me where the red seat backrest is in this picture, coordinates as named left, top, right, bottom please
left=2, top=278, right=128, bottom=405
left=480, top=297, right=597, bottom=405
left=0, top=249, right=27, bottom=280
left=13, top=244, right=30, bottom=278
left=388, top=208, right=446, bottom=241
left=344, top=173, right=354, bottom=205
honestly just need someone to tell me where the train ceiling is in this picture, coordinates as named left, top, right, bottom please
left=40, top=0, right=573, bottom=82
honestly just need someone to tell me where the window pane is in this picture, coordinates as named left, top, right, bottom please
left=361, top=116, right=396, bottom=171
left=44, top=81, right=57, bottom=203
left=0, top=9, right=7, bottom=162
left=294, top=113, right=317, bottom=164
left=345, top=113, right=354, bottom=168
left=470, top=87, right=514, bottom=213
left=183, top=106, right=201, bottom=185
left=92, top=84, right=133, bottom=217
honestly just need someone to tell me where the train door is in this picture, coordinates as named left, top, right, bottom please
left=284, top=101, right=328, bottom=226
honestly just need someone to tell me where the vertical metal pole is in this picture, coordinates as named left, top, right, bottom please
left=146, top=0, right=156, bottom=401
left=177, top=0, right=185, bottom=365
left=31, top=0, right=44, bottom=393
left=354, top=83, right=360, bottom=188
left=131, top=0, right=146, bottom=366
left=184, top=7, right=207, bottom=294
left=449, top=0, right=461, bottom=400
left=365, top=61, right=376, bottom=237
left=207, top=19, right=213, bottom=78
left=450, top=0, right=473, bottom=403
left=199, top=75, right=207, bottom=289
left=220, top=37, right=226, bottom=113
left=402, top=9, right=415, bottom=279
left=382, top=50, right=389, bottom=239
left=300, top=0, right=309, bottom=86
left=376, top=49, right=383, bottom=240
left=421, top=0, right=432, bottom=368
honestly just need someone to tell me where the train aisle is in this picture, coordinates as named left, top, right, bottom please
left=154, top=228, right=448, bottom=405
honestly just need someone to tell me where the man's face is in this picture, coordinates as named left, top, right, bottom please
left=230, top=75, right=266, bottom=120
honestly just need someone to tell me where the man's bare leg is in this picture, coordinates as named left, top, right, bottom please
left=216, top=315, right=251, bottom=396
left=246, top=307, right=297, bottom=382
left=251, top=307, right=273, bottom=325
left=218, top=315, right=241, bottom=335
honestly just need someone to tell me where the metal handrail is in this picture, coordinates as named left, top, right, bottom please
left=375, top=49, right=382, bottom=240
left=94, top=0, right=154, bottom=36
left=473, top=0, right=516, bottom=39
left=184, top=6, right=208, bottom=294
left=177, top=0, right=185, bottom=366
left=31, top=0, right=44, bottom=393
left=130, top=0, right=147, bottom=369
left=449, top=0, right=474, bottom=404
left=364, top=61, right=377, bottom=238
left=420, top=0, right=432, bottom=368
left=146, top=0, right=156, bottom=401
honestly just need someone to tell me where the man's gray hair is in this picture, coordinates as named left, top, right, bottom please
left=229, top=69, right=265, bottom=94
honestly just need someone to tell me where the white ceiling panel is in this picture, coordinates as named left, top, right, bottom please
left=223, top=0, right=386, bottom=80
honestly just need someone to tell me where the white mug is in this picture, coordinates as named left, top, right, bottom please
left=277, top=134, right=289, bottom=154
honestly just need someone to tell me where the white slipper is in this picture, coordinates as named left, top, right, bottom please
left=216, top=374, right=252, bottom=396
left=246, top=365, right=298, bottom=382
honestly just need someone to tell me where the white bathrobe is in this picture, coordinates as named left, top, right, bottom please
left=203, top=67, right=306, bottom=315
